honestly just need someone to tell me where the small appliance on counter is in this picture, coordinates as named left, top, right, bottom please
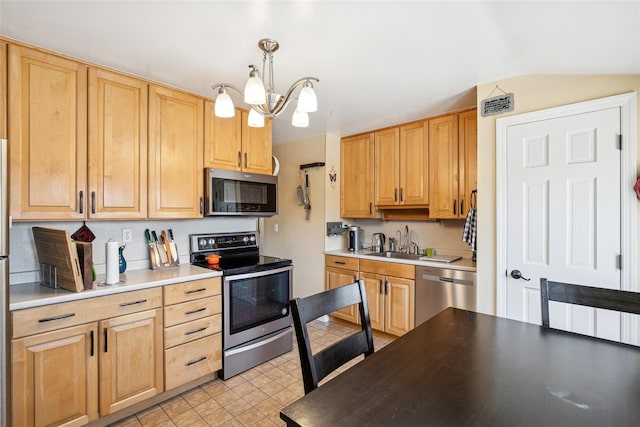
left=371, top=233, right=385, bottom=253
left=347, top=226, right=364, bottom=252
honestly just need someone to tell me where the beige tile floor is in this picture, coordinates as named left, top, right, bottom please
left=110, top=319, right=392, bottom=427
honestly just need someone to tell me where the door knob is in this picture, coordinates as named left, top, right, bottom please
left=510, top=270, right=531, bottom=281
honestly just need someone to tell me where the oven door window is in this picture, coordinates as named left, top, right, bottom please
left=229, top=269, right=290, bottom=335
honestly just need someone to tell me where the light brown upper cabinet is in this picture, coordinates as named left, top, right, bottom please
left=341, top=132, right=376, bottom=218
left=204, top=103, right=273, bottom=175
left=429, top=108, right=477, bottom=219
left=1, top=40, right=7, bottom=139
left=8, top=44, right=88, bottom=220
left=374, top=121, right=429, bottom=207
left=88, top=67, right=148, bottom=219
left=148, top=85, right=204, bottom=219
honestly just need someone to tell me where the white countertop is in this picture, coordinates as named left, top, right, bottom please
left=10, top=264, right=222, bottom=311
left=325, top=249, right=477, bottom=272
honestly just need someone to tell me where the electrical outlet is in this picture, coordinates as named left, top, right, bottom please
left=122, top=228, right=133, bottom=243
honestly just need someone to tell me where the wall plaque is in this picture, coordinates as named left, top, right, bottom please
left=481, top=93, right=514, bottom=117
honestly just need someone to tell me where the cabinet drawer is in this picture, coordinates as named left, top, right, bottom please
left=164, top=314, right=221, bottom=349
left=359, top=259, right=415, bottom=279
left=165, top=334, right=221, bottom=390
left=164, top=277, right=221, bottom=306
left=325, top=255, right=359, bottom=271
left=12, top=288, right=162, bottom=339
left=163, top=295, right=221, bottom=327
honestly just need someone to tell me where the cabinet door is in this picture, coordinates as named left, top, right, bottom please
left=341, top=133, right=375, bottom=218
left=399, top=121, right=429, bottom=206
left=241, top=110, right=273, bottom=174
left=8, top=43, right=88, bottom=220
left=360, top=272, right=385, bottom=332
left=204, top=102, right=242, bottom=170
left=148, top=85, right=203, bottom=218
left=12, top=323, right=98, bottom=426
left=99, top=308, right=163, bottom=415
left=458, top=109, right=477, bottom=218
left=385, top=277, right=415, bottom=337
left=325, top=266, right=360, bottom=323
left=88, top=67, right=148, bottom=219
left=428, top=114, right=459, bottom=219
left=0, top=40, right=6, bottom=139
left=374, top=127, right=400, bottom=206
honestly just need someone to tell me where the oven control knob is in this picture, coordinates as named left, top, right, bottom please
left=199, top=238, right=207, bottom=248
left=208, top=238, right=215, bottom=246
left=249, top=235, right=256, bottom=242
left=281, top=307, right=288, bottom=316
left=242, top=236, right=249, bottom=243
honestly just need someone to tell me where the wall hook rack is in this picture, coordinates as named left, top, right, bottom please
left=299, top=162, right=325, bottom=170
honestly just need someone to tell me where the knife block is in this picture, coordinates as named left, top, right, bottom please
left=148, top=242, right=180, bottom=270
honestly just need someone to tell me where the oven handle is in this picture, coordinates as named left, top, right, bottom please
left=224, top=328, right=292, bottom=357
left=223, top=265, right=293, bottom=283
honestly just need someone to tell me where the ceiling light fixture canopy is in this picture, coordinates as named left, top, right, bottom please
left=211, top=38, right=319, bottom=128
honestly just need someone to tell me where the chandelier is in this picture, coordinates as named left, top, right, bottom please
left=211, top=38, right=319, bottom=128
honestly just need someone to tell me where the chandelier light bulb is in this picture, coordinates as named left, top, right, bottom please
left=244, top=66, right=267, bottom=105
left=248, top=108, right=265, bottom=128
left=214, top=87, right=235, bottom=118
left=291, top=108, right=309, bottom=128
left=297, top=81, right=317, bottom=113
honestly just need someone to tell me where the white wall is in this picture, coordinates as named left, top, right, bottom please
left=262, top=135, right=328, bottom=298
left=475, top=74, right=640, bottom=315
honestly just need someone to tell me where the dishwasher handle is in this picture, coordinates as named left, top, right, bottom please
left=421, top=274, right=474, bottom=287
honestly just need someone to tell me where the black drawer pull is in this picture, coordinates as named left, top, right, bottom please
left=185, top=307, right=206, bottom=315
left=38, top=313, right=75, bottom=323
left=334, top=261, right=346, bottom=265
left=90, top=330, right=94, bottom=357
left=185, top=327, right=207, bottom=336
left=119, top=299, right=147, bottom=307
left=185, top=288, right=206, bottom=295
left=186, top=356, right=207, bottom=366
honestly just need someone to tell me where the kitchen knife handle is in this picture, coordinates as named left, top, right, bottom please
left=91, top=191, right=96, bottom=214
left=79, top=191, right=84, bottom=214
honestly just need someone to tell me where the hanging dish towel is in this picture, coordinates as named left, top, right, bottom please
left=462, top=206, right=477, bottom=252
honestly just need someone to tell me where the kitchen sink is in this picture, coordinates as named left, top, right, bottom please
left=368, top=251, right=423, bottom=261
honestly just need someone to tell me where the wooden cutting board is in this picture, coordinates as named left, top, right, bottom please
left=32, top=227, right=84, bottom=292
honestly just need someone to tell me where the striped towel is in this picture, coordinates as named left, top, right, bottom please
left=462, top=206, right=477, bottom=252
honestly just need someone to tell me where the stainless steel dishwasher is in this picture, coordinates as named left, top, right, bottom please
left=415, top=266, right=476, bottom=326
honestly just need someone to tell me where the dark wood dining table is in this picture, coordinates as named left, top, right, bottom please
left=280, top=308, right=640, bottom=426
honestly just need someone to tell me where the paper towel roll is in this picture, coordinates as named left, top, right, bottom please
left=105, top=240, right=119, bottom=285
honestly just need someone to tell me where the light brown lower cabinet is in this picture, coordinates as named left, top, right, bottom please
left=325, top=255, right=360, bottom=324
left=163, top=277, right=222, bottom=390
left=9, top=282, right=228, bottom=426
left=359, top=259, right=415, bottom=337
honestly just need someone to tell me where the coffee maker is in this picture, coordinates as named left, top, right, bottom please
left=347, top=226, right=364, bottom=251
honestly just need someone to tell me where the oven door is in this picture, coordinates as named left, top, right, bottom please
left=223, top=265, right=293, bottom=349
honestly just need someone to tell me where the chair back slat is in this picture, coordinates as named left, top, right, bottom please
left=540, top=278, right=640, bottom=328
left=290, top=279, right=374, bottom=394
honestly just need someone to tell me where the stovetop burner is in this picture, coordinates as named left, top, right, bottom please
left=189, top=232, right=292, bottom=275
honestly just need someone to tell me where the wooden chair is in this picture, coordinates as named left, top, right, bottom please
left=540, top=278, right=640, bottom=328
left=290, top=279, right=374, bottom=394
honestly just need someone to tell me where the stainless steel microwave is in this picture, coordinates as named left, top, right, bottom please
left=204, top=168, right=278, bottom=216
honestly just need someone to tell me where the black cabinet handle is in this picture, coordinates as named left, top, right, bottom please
left=400, top=188, right=403, bottom=202
left=104, top=328, right=108, bottom=353
left=185, top=307, right=206, bottom=316
left=237, top=151, right=241, bottom=167
left=394, top=188, right=398, bottom=202
left=369, top=202, right=372, bottom=215
left=90, top=330, right=94, bottom=357
left=244, top=152, right=248, bottom=168
left=460, top=199, right=464, bottom=216
left=186, top=356, right=207, bottom=366
left=79, top=191, right=84, bottom=214
left=453, top=200, right=457, bottom=215
left=119, top=299, right=147, bottom=307
left=199, top=197, right=204, bottom=215
left=91, top=191, right=96, bottom=214
left=185, top=288, right=206, bottom=295
left=185, top=327, right=207, bottom=336
left=38, top=313, right=75, bottom=323
left=334, top=261, right=346, bottom=265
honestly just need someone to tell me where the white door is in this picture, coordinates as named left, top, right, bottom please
left=496, top=93, right=637, bottom=344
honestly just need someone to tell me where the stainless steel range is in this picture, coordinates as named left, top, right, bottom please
left=190, top=232, right=293, bottom=379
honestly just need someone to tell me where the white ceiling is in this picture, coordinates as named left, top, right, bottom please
left=1, top=1, right=639, bottom=143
